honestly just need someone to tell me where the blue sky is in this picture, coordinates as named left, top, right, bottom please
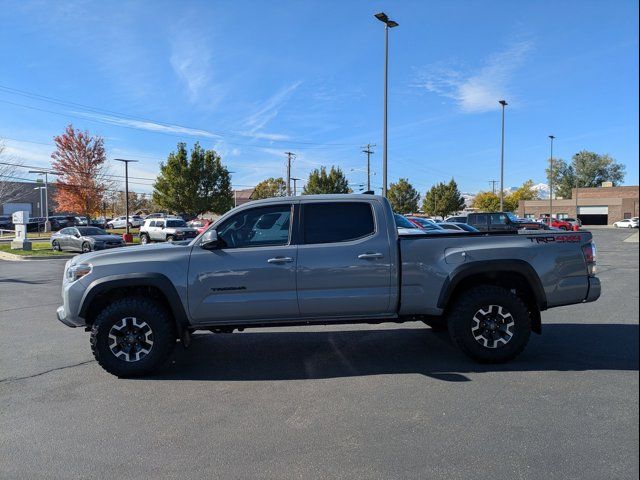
left=1, top=0, right=638, bottom=195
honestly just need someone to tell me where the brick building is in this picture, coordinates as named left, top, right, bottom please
left=518, top=185, right=639, bottom=225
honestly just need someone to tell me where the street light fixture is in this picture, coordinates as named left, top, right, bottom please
left=374, top=11, right=399, bottom=198
left=548, top=135, right=555, bottom=219
left=114, top=158, right=138, bottom=240
left=28, top=169, right=54, bottom=232
left=498, top=100, right=508, bottom=211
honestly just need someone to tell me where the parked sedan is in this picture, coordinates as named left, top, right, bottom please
left=537, top=217, right=573, bottom=230
left=439, top=222, right=480, bottom=232
left=51, top=227, right=125, bottom=253
left=613, top=217, right=639, bottom=228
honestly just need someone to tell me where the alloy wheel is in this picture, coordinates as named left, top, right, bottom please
left=471, top=305, right=515, bottom=349
left=108, top=317, right=154, bottom=362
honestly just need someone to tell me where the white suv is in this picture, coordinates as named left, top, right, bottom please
left=106, top=216, right=144, bottom=229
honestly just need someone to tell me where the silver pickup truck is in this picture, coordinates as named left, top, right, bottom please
left=56, top=194, right=600, bottom=377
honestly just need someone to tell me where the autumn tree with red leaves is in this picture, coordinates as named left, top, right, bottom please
left=51, top=125, right=112, bottom=220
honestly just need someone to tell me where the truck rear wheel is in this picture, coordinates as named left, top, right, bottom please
left=90, top=297, right=176, bottom=377
left=447, top=285, right=531, bottom=363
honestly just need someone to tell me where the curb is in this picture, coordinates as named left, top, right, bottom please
left=0, top=251, right=76, bottom=261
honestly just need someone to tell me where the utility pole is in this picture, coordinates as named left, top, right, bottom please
left=285, top=152, right=296, bottom=196
left=489, top=180, right=499, bottom=195
left=291, top=177, right=300, bottom=196
left=362, top=144, right=375, bottom=192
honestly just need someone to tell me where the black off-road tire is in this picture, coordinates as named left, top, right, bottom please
left=140, top=234, right=150, bottom=245
left=166, top=235, right=175, bottom=242
left=81, top=241, right=91, bottom=253
left=447, top=285, right=531, bottom=363
left=90, top=297, right=176, bottom=377
left=51, top=240, right=61, bottom=251
left=423, top=318, right=448, bottom=332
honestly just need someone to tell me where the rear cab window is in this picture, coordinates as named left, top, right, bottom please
left=302, top=202, right=375, bottom=244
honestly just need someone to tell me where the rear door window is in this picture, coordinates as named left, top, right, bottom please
left=303, top=202, right=375, bottom=244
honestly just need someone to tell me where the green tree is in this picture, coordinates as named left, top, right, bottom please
left=302, top=166, right=350, bottom=195
left=504, top=179, right=540, bottom=211
left=471, top=191, right=501, bottom=212
left=545, top=158, right=575, bottom=199
left=572, top=150, right=625, bottom=187
left=152, top=142, right=233, bottom=217
left=252, top=177, right=287, bottom=199
left=546, top=151, right=626, bottom=199
left=422, top=179, right=465, bottom=218
left=387, top=178, right=420, bottom=214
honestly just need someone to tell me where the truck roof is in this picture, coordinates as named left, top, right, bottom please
left=246, top=193, right=386, bottom=205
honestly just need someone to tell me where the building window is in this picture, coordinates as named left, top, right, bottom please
left=624, top=213, right=632, bottom=219
left=557, top=213, right=568, bottom=219
left=524, top=214, right=535, bottom=219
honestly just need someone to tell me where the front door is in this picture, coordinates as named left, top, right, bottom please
left=296, top=200, right=393, bottom=317
left=187, top=203, right=299, bottom=324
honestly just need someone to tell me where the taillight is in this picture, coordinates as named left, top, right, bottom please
left=582, top=242, right=597, bottom=276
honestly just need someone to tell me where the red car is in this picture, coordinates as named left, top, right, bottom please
left=537, top=217, right=573, bottom=230
left=187, top=218, right=213, bottom=234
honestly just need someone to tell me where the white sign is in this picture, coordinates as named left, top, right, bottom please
left=12, top=210, right=29, bottom=225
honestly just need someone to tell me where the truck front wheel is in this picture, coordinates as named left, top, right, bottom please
left=447, top=285, right=531, bottom=363
left=90, top=297, right=176, bottom=377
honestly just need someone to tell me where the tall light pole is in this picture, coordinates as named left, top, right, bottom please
left=29, top=170, right=53, bottom=232
left=548, top=135, right=555, bottom=219
left=498, top=100, right=508, bottom=211
left=33, top=186, right=45, bottom=217
left=374, top=12, right=398, bottom=198
left=114, top=158, right=138, bottom=239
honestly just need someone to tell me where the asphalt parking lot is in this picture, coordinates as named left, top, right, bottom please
left=1, top=228, right=638, bottom=479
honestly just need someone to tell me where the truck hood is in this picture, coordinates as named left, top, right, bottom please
left=71, top=242, right=191, bottom=267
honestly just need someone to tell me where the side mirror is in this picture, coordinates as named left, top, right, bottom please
left=75, top=233, right=81, bottom=238
left=200, top=229, right=220, bottom=249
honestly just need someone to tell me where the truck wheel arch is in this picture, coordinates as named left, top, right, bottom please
left=79, top=273, right=189, bottom=335
left=438, top=260, right=547, bottom=334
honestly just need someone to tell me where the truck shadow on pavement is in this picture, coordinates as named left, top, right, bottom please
left=152, top=323, right=639, bottom=382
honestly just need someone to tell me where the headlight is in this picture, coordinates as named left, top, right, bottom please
left=65, top=263, right=92, bottom=283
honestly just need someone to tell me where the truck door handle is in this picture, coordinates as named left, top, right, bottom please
left=358, top=252, right=383, bottom=260
left=267, top=256, right=294, bottom=264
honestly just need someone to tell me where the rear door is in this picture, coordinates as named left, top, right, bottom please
left=153, top=220, right=164, bottom=240
left=296, top=200, right=393, bottom=317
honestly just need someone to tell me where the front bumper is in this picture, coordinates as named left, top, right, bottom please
left=584, top=276, right=601, bottom=303
left=56, top=275, right=89, bottom=328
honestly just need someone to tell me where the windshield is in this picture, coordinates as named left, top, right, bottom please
left=166, top=220, right=187, bottom=228
left=77, top=227, right=107, bottom=236
left=506, top=212, right=519, bottom=222
left=394, top=214, right=417, bottom=229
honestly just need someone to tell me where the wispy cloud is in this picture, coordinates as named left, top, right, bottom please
left=240, top=82, right=302, bottom=141
left=413, top=41, right=534, bottom=113
left=72, top=111, right=221, bottom=139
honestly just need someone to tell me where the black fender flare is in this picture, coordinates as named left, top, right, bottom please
left=79, top=273, right=189, bottom=333
left=437, top=260, right=548, bottom=312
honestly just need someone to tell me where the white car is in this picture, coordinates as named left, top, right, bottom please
left=613, top=217, right=639, bottom=228
left=106, top=215, right=144, bottom=229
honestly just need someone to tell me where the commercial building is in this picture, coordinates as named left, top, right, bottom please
left=518, top=185, right=639, bottom=225
left=0, top=181, right=57, bottom=216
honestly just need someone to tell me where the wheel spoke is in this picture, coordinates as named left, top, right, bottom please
left=108, top=317, right=154, bottom=363
left=471, top=304, right=515, bottom=349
